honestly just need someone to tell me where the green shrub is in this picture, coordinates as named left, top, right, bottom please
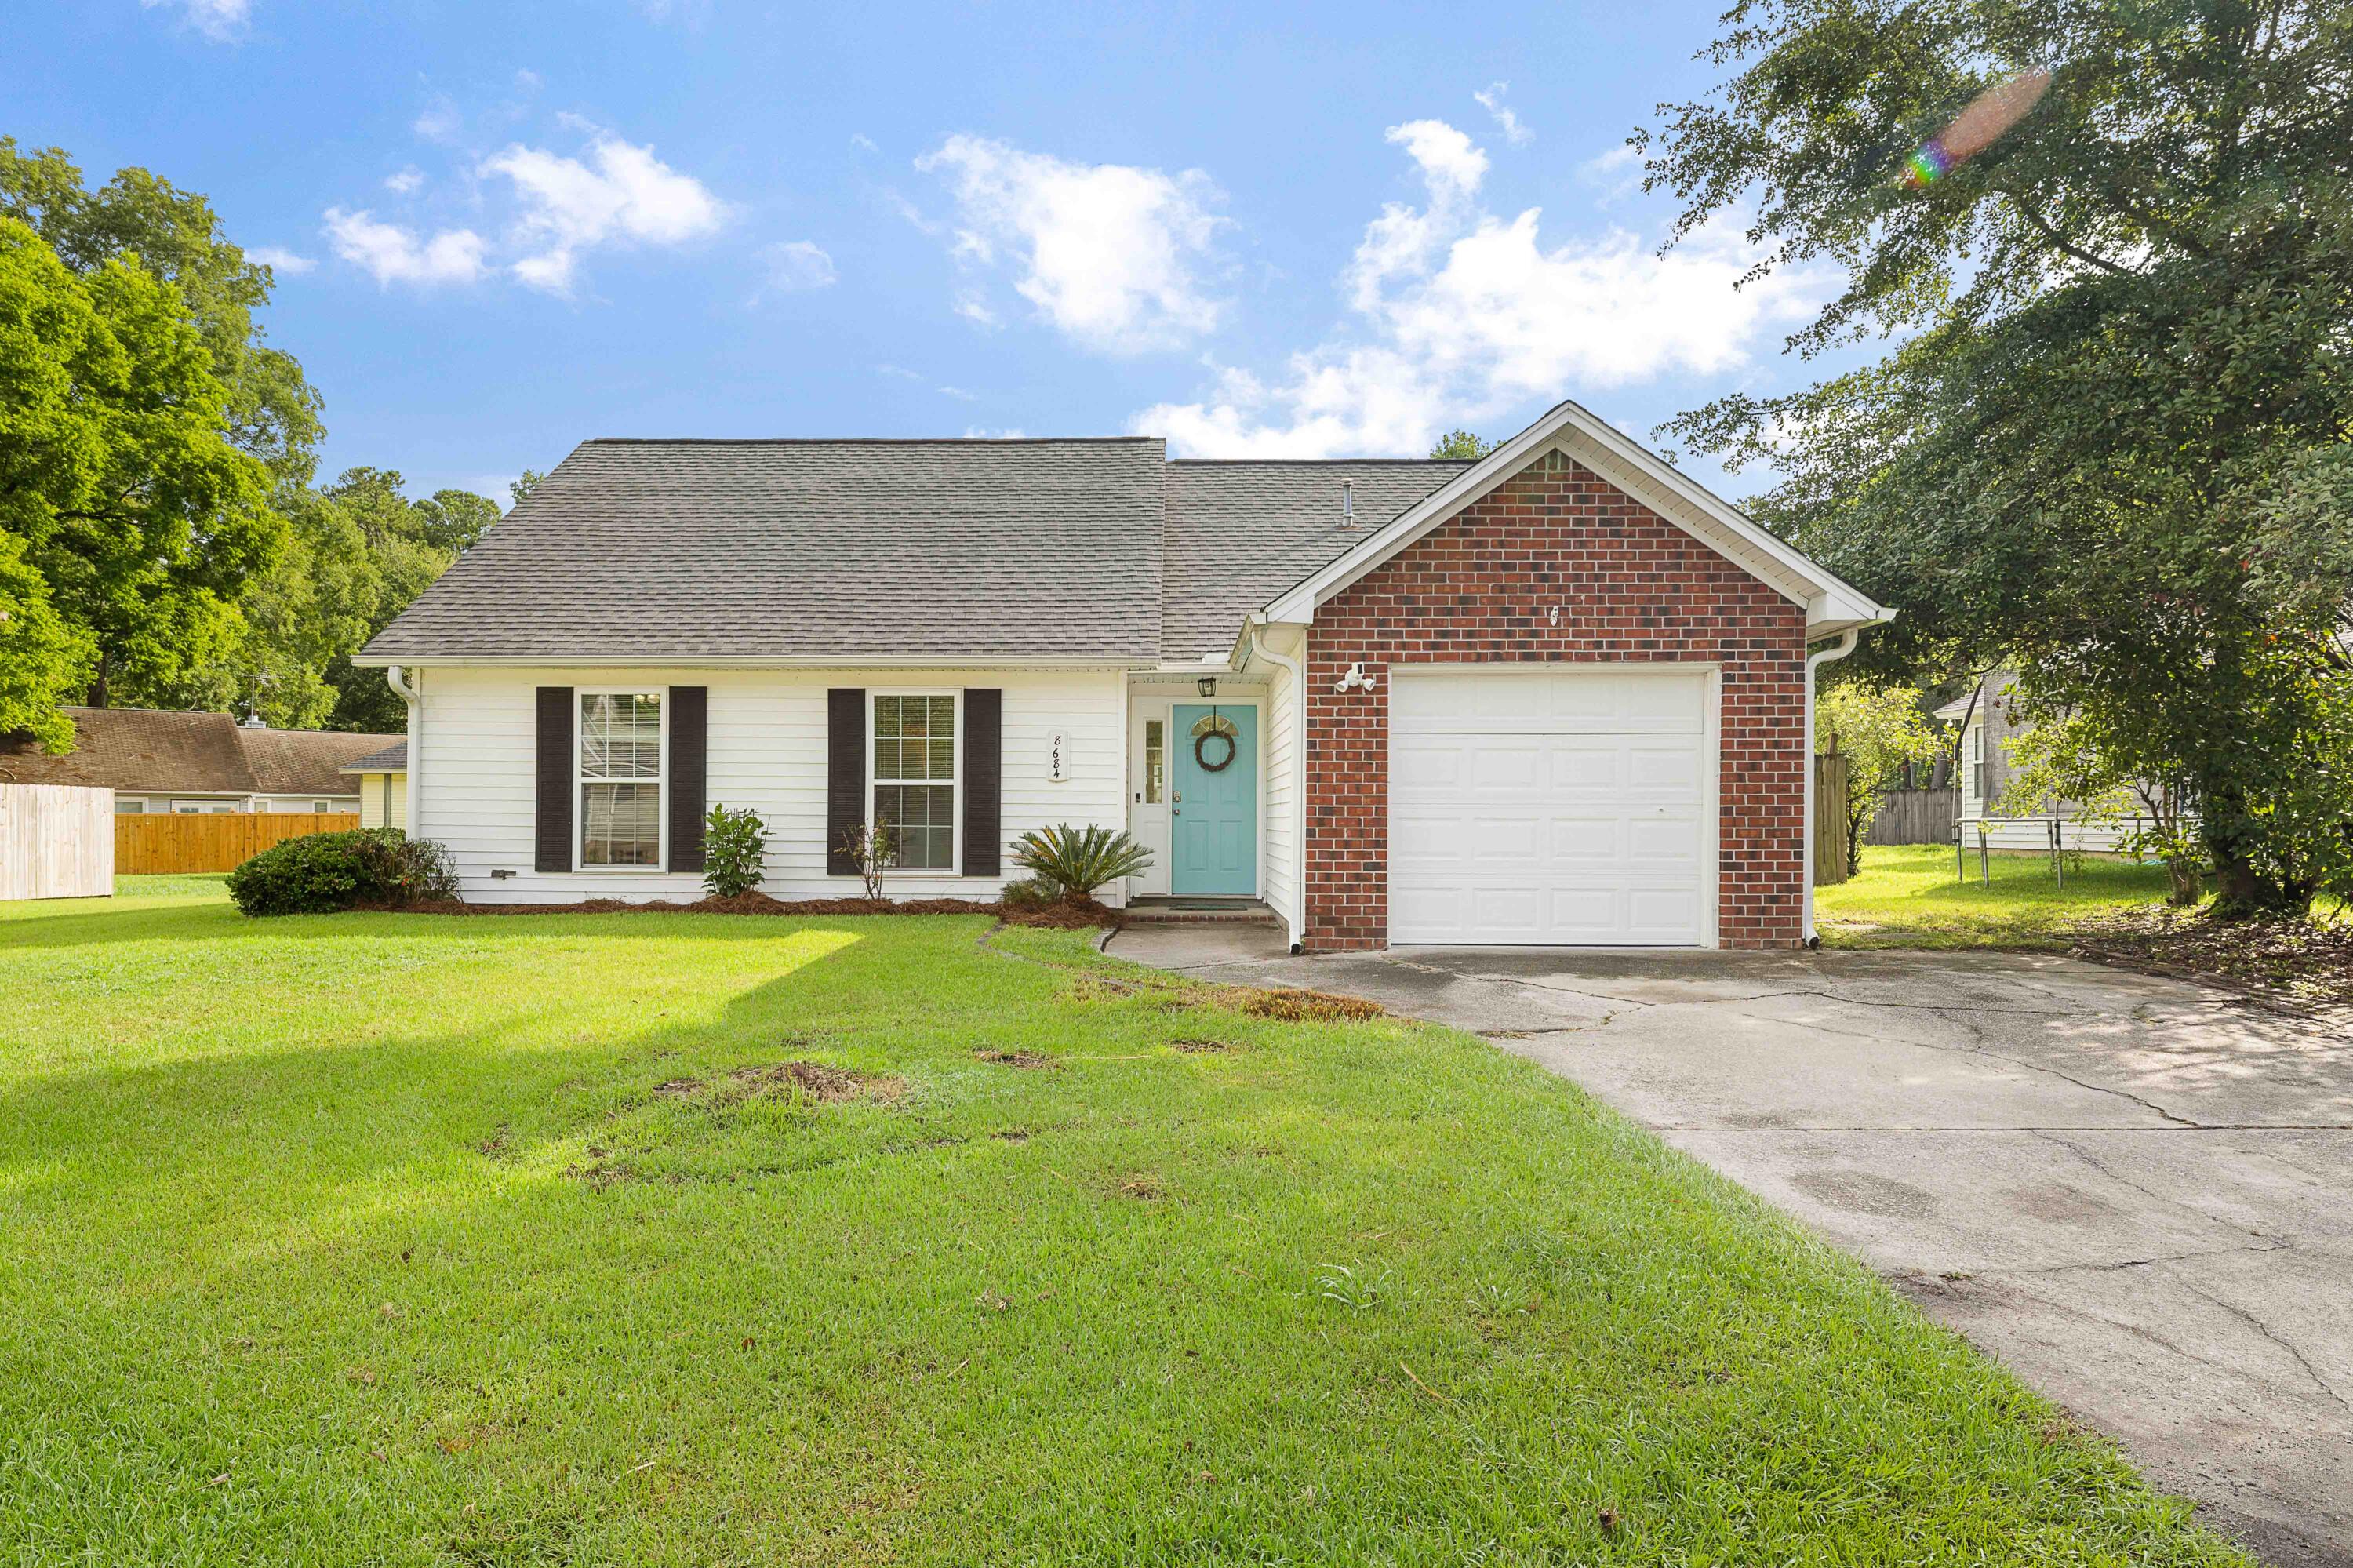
left=227, top=829, right=459, bottom=917
left=1009, top=824, right=1151, bottom=900
left=999, top=875, right=1063, bottom=909
left=701, top=804, right=768, bottom=898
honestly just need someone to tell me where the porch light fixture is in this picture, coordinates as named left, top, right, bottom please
left=1334, top=661, right=1378, bottom=694
left=1196, top=677, right=1217, bottom=697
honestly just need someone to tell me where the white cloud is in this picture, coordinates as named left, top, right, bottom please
left=1472, top=83, right=1534, bottom=146
left=514, top=68, right=543, bottom=90
left=322, top=209, right=487, bottom=287
left=413, top=98, right=461, bottom=142
left=1577, top=144, right=1642, bottom=207
left=143, top=0, right=248, bottom=42
left=851, top=133, right=880, bottom=154
left=916, top=135, right=1226, bottom=354
left=963, top=426, right=1029, bottom=439
left=246, top=246, right=315, bottom=275
left=384, top=166, right=425, bottom=195
left=875, top=363, right=924, bottom=380
left=757, top=239, right=837, bottom=293
left=1133, top=120, right=1821, bottom=457
left=478, top=134, right=728, bottom=293
left=937, top=385, right=978, bottom=402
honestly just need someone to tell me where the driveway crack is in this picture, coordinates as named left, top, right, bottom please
left=2168, top=1273, right=2353, bottom=1416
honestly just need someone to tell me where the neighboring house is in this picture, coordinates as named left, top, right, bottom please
left=343, top=740, right=408, bottom=830
left=1934, top=671, right=2185, bottom=851
left=0, top=708, right=404, bottom=816
left=354, top=401, right=1889, bottom=951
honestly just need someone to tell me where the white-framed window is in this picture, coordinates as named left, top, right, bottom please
left=1143, top=719, right=1164, bottom=803
left=871, top=691, right=958, bottom=873
left=115, top=799, right=145, bottom=815
left=313, top=800, right=329, bottom=813
left=579, top=689, right=664, bottom=868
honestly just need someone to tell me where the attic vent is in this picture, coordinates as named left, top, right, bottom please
left=1340, top=479, right=1355, bottom=528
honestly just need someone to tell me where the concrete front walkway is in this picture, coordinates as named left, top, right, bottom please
left=1107, top=926, right=2353, bottom=1566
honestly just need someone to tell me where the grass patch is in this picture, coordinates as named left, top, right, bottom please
left=0, top=888, right=2245, bottom=1564
left=1817, top=843, right=2179, bottom=948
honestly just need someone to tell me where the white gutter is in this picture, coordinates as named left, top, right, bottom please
left=1802, top=629, right=1861, bottom=947
left=1244, top=618, right=1308, bottom=953
left=387, top=665, right=420, bottom=840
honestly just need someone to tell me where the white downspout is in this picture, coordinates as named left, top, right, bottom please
left=1246, top=620, right=1309, bottom=954
left=387, top=665, right=420, bottom=841
left=1802, top=628, right=1860, bottom=947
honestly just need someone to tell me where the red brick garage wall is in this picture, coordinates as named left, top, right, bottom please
left=1304, top=448, right=1809, bottom=951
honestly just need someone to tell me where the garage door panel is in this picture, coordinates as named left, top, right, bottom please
left=1389, top=668, right=1711, bottom=947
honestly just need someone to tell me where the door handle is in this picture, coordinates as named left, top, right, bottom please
left=1173, top=808, right=1182, bottom=817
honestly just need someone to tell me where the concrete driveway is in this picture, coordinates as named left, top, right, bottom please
left=1110, top=926, right=2353, bottom=1566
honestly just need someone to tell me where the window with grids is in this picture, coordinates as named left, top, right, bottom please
left=580, top=691, right=663, bottom=867
left=873, top=693, right=956, bottom=871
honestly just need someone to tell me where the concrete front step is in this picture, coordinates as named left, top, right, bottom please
left=1122, top=900, right=1280, bottom=926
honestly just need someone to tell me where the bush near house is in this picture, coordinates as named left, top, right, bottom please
left=224, top=828, right=457, bottom=915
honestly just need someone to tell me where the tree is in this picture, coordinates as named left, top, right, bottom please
left=1644, top=0, right=2353, bottom=916
left=413, top=489, right=500, bottom=554
left=0, top=216, right=275, bottom=731
left=509, top=469, right=546, bottom=508
left=0, top=531, right=87, bottom=751
left=1427, top=430, right=1496, bottom=460
left=1817, top=681, right=1946, bottom=877
left=1, top=139, right=322, bottom=485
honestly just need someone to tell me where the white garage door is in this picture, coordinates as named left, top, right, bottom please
left=1388, top=668, right=1712, bottom=946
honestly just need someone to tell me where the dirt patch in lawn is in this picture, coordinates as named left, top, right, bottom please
left=1234, top=988, right=1387, bottom=1023
left=1170, top=1038, right=1238, bottom=1054
left=975, top=1049, right=1056, bottom=1070
left=389, top=892, right=1122, bottom=927
left=2066, top=908, right=2353, bottom=1009
left=731, top=1060, right=905, bottom=1103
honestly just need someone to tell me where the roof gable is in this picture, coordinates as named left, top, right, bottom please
left=1259, top=400, right=1890, bottom=638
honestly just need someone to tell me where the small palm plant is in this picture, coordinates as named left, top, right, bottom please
left=1010, top=824, right=1152, bottom=900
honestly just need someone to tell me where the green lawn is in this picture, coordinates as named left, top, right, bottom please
left=1817, top=844, right=2179, bottom=948
left=0, top=879, right=2242, bottom=1565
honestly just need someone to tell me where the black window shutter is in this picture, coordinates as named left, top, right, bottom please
left=534, top=687, right=573, bottom=873
left=827, top=688, right=865, bottom=876
left=669, top=686, right=707, bottom=873
left=963, top=688, right=1002, bottom=877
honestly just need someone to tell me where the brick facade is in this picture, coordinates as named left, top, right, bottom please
left=1302, top=449, right=1809, bottom=951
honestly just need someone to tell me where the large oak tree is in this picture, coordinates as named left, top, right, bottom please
left=1645, top=0, right=2353, bottom=913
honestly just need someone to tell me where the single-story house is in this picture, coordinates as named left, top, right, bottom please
left=1935, top=671, right=2191, bottom=852
left=354, top=401, right=1889, bottom=951
left=0, top=708, right=404, bottom=816
left=342, top=740, right=409, bottom=830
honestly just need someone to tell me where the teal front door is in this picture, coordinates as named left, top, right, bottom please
left=1171, top=704, right=1257, bottom=896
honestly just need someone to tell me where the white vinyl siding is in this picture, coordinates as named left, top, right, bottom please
left=1261, top=657, right=1300, bottom=930
left=412, top=667, right=1125, bottom=904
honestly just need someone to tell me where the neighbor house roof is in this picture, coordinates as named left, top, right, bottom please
left=238, top=727, right=407, bottom=795
left=0, top=708, right=402, bottom=796
left=339, top=739, right=409, bottom=775
left=358, top=438, right=1170, bottom=665
left=1159, top=460, right=1471, bottom=661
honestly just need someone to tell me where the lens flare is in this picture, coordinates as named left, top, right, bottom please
left=1901, top=67, right=2051, bottom=188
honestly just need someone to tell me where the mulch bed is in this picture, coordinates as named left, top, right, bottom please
left=373, top=890, right=1119, bottom=928
left=2065, top=908, right=2353, bottom=1010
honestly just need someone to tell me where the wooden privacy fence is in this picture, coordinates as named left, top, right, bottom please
left=115, top=812, right=360, bottom=875
left=1, top=784, right=115, bottom=900
left=1813, top=753, right=1852, bottom=888
left=1867, top=787, right=1959, bottom=846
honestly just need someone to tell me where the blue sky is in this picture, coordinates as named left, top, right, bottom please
left=9, top=1, right=1831, bottom=500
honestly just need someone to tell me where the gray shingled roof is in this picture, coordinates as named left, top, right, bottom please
left=337, top=739, right=409, bottom=775
left=359, top=438, right=1472, bottom=665
left=362, top=438, right=1168, bottom=663
left=1160, top=460, right=1471, bottom=660
left=0, top=709, right=400, bottom=795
